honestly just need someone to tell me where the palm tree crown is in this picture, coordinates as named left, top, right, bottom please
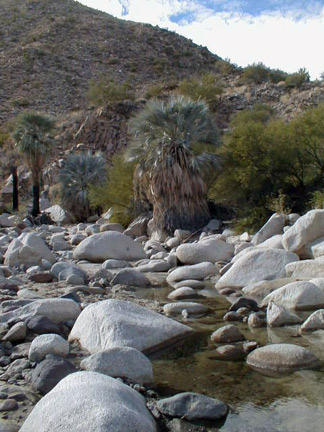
left=128, top=96, right=220, bottom=234
left=14, top=113, right=55, bottom=217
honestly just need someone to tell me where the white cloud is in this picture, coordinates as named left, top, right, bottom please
left=78, top=0, right=324, bottom=79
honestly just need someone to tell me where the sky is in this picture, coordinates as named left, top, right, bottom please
left=78, top=0, right=324, bottom=79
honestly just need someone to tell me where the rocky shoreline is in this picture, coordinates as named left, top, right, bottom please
left=0, top=209, right=324, bottom=431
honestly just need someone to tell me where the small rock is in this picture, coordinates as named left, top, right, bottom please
left=211, top=325, right=245, bottom=343
left=29, top=334, right=70, bottom=363
left=3, top=322, right=27, bottom=342
left=163, top=302, right=208, bottom=316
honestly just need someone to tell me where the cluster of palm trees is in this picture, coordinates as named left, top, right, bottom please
left=13, top=96, right=219, bottom=232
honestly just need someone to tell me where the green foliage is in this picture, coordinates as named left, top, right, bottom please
left=240, top=62, right=270, bottom=84
left=210, top=103, right=324, bottom=231
left=59, top=151, right=106, bottom=222
left=177, top=73, right=223, bottom=108
left=87, top=77, right=135, bottom=106
left=88, top=152, right=136, bottom=226
left=216, top=58, right=238, bottom=75
left=285, top=68, right=310, bottom=88
left=310, top=191, right=324, bottom=209
left=127, top=96, right=220, bottom=233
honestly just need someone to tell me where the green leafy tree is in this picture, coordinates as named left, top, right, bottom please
left=88, top=152, right=136, bottom=226
left=13, top=113, right=55, bottom=217
left=127, top=96, right=220, bottom=234
left=59, top=151, right=106, bottom=222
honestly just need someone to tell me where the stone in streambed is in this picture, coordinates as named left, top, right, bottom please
left=163, top=302, right=208, bottom=316
left=167, top=262, right=217, bottom=285
left=211, top=325, right=245, bottom=343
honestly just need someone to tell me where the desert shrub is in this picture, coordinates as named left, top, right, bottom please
left=59, top=151, right=106, bottom=222
left=239, top=62, right=270, bottom=84
left=88, top=152, right=136, bottom=226
left=87, top=77, right=135, bottom=106
left=285, top=68, right=310, bottom=88
left=268, top=68, right=288, bottom=83
left=177, top=73, right=223, bottom=108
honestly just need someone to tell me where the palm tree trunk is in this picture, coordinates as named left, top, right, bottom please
left=10, top=166, right=19, bottom=212
left=32, top=183, right=40, bottom=217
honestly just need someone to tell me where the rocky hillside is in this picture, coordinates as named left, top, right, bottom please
left=0, top=0, right=220, bottom=124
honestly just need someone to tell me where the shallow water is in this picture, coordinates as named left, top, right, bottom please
left=136, top=283, right=324, bottom=432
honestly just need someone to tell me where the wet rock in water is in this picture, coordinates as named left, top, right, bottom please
left=167, top=262, right=217, bottom=285
left=2, top=322, right=27, bottom=342
left=214, top=344, right=246, bottom=361
left=80, top=346, right=153, bottom=385
left=246, top=343, right=321, bottom=375
left=163, top=302, right=208, bottom=316
left=27, top=315, right=61, bottom=335
left=243, top=341, right=259, bottom=353
left=174, top=280, right=206, bottom=290
left=21, top=372, right=157, bottom=432
left=216, top=248, right=299, bottom=289
left=167, top=418, right=208, bottom=432
left=211, top=325, right=245, bottom=344
left=168, top=287, right=199, bottom=300
left=228, top=297, right=259, bottom=312
left=176, top=239, right=234, bottom=265
left=300, top=309, right=324, bottom=332
left=31, top=355, right=77, bottom=394
left=223, top=311, right=243, bottom=322
left=267, top=302, right=303, bottom=328
left=262, top=281, right=324, bottom=310
left=28, top=334, right=70, bottom=362
left=69, top=299, right=193, bottom=355
left=242, top=278, right=295, bottom=300
left=73, top=231, right=146, bottom=262
left=248, top=312, right=267, bottom=328
left=156, top=392, right=228, bottom=421
left=110, top=268, right=150, bottom=287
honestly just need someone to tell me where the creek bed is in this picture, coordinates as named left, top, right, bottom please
left=136, top=284, right=324, bottom=432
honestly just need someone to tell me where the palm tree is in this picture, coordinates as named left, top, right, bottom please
left=59, top=151, right=106, bottom=222
left=127, top=96, right=220, bottom=234
left=13, top=113, right=55, bottom=217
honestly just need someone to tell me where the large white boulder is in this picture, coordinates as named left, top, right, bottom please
left=68, top=299, right=193, bottom=355
left=266, top=302, right=302, bottom=327
left=0, top=298, right=81, bottom=324
left=252, top=213, right=287, bottom=245
left=80, top=347, right=153, bottom=385
left=285, top=256, right=324, bottom=278
left=4, top=233, right=56, bottom=267
left=73, top=232, right=146, bottom=263
left=262, top=281, right=324, bottom=310
left=216, top=248, right=299, bottom=289
left=300, top=310, right=324, bottom=332
left=44, top=205, right=71, bottom=225
left=282, top=209, right=324, bottom=253
left=176, top=239, right=234, bottom=265
left=20, top=372, right=156, bottom=432
left=166, top=262, right=217, bottom=285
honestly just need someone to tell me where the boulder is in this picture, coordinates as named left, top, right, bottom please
left=124, top=215, right=150, bottom=238
left=99, top=223, right=124, bottom=233
left=102, top=259, right=131, bottom=269
left=2, top=322, right=27, bottom=342
left=262, top=281, right=324, bottom=310
left=267, top=302, right=303, bottom=327
left=156, top=392, right=228, bottom=421
left=80, top=347, right=153, bottom=384
left=31, top=355, right=77, bottom=394
left=44, top=205, right=71, bottom=225
left=167, top=262, right=217, bottom=285
left=110, top=268, right=150, bottom=287
left=20, top=372, right=156, bottom=432
left=176, top=239, right=234, bottom=265
left=27, top=315, right=61, bottom=334
left=285, top=257, right=324, bottom=278
left=136, top=260, right=171, bottom=273
left=29, top=334, right=70, bottom=362
left=300, top=309, right=324, bottom=332
left=0, top=298, right=81, bottom=324
left=252, top=213, right=287, bottom=245
left=242, top=278, right=297, bottom=300
left=257, top=234, right=284, bottom=249
left=216, top=248, right=299, bottom=289
left=73, top=232, right=146, bottom=263
left=211, top=325, right=245, bottom=343
left=167, top=287, right=198, bottom=300
left=282, top=209, right=324, bottom=252
left=163, top=302, right=208, bottom=316
left=246, top=343, right=321, bottom=375
left=68, top=299, right=193, bottom=355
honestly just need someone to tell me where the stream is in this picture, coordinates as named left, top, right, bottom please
left=136, top=283, right=324, bottom=432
